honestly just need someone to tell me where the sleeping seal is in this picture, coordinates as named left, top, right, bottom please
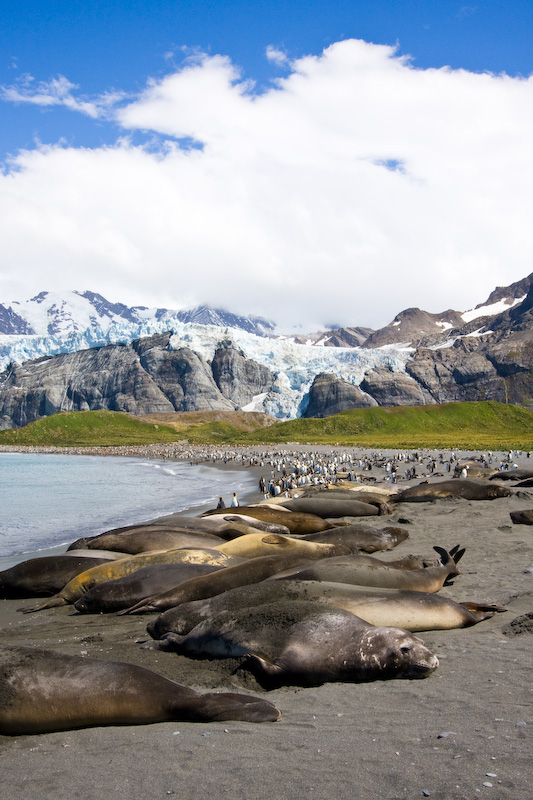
left=147, top=580, right=505, bottom=638
left=392, top=479, right=512, bottom=502
left=0, top=644, right=280, bottom=734
left=268, top=545, right=465, bottom=593
left=148, top=601, right=439, bottom=688
left=18, top=549, right=242, bottom=613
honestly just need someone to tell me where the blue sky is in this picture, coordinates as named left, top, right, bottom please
left=1, top=1, right=532, bottom=330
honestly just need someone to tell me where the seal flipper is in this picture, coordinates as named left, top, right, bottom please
left=17, top=596, right=68, bottom=614
left=141, top=632, right=186, bottom=652
left=458, top=602, right=507, bottom=622
left=245, top=653, right=285, bottom=689
left=174, top=691, right=281, bottom=722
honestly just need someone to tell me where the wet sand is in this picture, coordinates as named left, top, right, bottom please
left=1, top=447, right=532, bottom=799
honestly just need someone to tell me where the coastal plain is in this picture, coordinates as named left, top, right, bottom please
left=1, top=446, right=532, bottom=800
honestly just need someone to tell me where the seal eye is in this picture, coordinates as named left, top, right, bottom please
left=400, top=646, right=411, bottom=655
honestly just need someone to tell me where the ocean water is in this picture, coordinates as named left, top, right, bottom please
left=0, top=452, right=256, bottom=565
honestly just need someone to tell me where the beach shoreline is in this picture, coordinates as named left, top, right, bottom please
left=1, top=445, right=532, bottom=799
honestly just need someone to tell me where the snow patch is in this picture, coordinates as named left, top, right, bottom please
left=461, top=295, right=525, bottom=323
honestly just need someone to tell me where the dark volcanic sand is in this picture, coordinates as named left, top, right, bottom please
left=1, top=447, right=532, bottom=800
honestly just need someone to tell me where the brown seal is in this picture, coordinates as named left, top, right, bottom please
left=0, top=644, right=280, bottom=734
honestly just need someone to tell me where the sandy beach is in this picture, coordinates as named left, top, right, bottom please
left=1, top=446, right=532, bottom=800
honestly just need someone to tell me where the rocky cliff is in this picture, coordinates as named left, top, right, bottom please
left=1, top=276, right=532, bottom=427
left=0, top=335, right=275, bottom=429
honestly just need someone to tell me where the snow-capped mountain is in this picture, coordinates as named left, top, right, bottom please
left=0, top=290, right=275, bottom=370
left=0, top=276, right=532, bottom=427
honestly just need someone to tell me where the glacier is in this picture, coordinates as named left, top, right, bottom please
left=0, top=319, right=413, bottom=420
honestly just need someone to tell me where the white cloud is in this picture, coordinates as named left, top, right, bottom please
left=0, top=74, right=127, bottom=119
left=266, top=45, right=290, bottom=67
left=1, top=39, right=532, bottom=331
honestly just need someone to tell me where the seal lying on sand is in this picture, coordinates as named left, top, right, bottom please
left=19, top=549, right=242, bottom=613
left=279, top=497, right=380, bottom=518
left=74, top=562, right=225, bottom=614
left=203, top=506, right=334, bottom=533
left=214, top=533, right=348, bottom=560
left=146, top=600, right=439, bottom=688
left=120, top=553, right=326, bottom=615
left=299, top=525, right=409, bottom=553
left=147, top=580, right=505, bottom=638
left=392, top=479, right=512, bottom=502
left=268, top=546, right=465, bottom=593
left=0, top=644, right=280, bottom=734
left=0, top=555, right=112, bottom=599
left=68, top=527, right=226, bottom=555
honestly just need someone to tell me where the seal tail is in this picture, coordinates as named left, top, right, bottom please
left=459, top=602, right=508, bottom=622
left=433, top=545, right=465, bottom=587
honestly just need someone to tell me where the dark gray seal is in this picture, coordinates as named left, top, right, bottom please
left=280, top=497, right=380, bottom=518
left=0, top=644, right=280, bottom=734
left=0, top=555, right=111, bottom=599
left=147, top=601, right=439, bottom=688
left=300, top=525, right=409, bottom=553
left=268, top=545, right=465, bottom=593
left=392, top=478, right=512, bottom=502
left=74, top=562, right=224, bottom=613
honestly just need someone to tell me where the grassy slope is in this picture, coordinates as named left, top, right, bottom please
left=0, top=402, right=531, bottom=449
left=0, top=410, right=180, bottom=447
left=241, top=401, right=533, bottom=449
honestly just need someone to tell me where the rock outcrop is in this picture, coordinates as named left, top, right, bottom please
left=211, top=341, right=274, bottom=407
left=302, top=373, right=377, bottom=418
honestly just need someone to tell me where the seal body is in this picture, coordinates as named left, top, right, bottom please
left=280, top=497, right=379, bottom=518
left=393, top=478, right=512, bottom=502
left=267, top=546, right=463, bottom=593
left=149, top=601, right=438, bottom=687
left=300, top=525, right=409, bottom=553
left=0, top=645, right=280, bottom=734
left=214, top=533, right=347, bottom=560
left=19, top=549, right=243, bottom=613
left=148, top=580, right=502, bottom=638
left=0, top=555, right=110, bottom=598
left=203, top=506, right=334, bottom=533
left=74, top=563, right=224, bottom=613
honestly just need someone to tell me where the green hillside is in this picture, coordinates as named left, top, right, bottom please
left=0, top=410, right=179, bottom=447
left=241, top=401, right=533, bottom=449
left=0, top=402, right=531, bottom=449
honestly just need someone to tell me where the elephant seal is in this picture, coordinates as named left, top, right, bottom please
left=510, top=509, right=533, bottom=525
left=74, top=562, right=225, bottom=613
left=121, top=552, right=326, bottom=615
left=19, top=549, right=243, bottom=613
left=0, top=555, right=110, bottom=599
left=83, top=528, right=225, bottom=555
left=295, top=488, right=394, bottom=514
left=0, top=644, right=280, bottom=734
left=269, top=545, right=465, bottom=593
left=148, top=601, right=439, bottom=688
left=214, top=533, right=348, bottom=560
left=300, top=525, right=409, bottom=553
left=489, top=469, right=533, bottom=482
left=280, top=497, right=380, bottom=518
left=203, top=506, right=334, bottom=533
left=392, top=479, right=512, bottom=502
left=148, top=580, right=505, bottom=639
